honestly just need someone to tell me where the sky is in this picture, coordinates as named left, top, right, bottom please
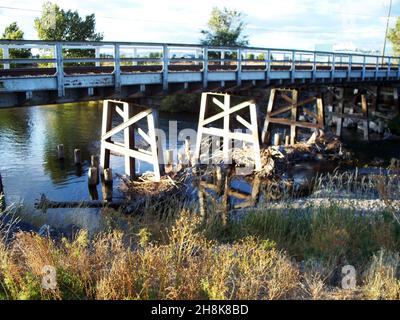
left=0, top=0, right=400, bottom=54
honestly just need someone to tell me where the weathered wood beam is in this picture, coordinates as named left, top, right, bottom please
left=266, top=117, right=323, bottom=129
left=102, top=109, right=151, bottom=140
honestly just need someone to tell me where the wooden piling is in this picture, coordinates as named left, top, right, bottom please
left=101, top=183, right=113, bottom=202
left=185, top=137, right=191, bottom=165
left=0, top=173, right=4, bottom=196
left=285, top=135, right=290, bottom=146
left=88, top=166, right=99, bottom=186
left=103, top=168, right=113, bottom=184
left=165, top=149, right=174, bottom=173
left=273, top=133, right=280, bottom=146
left=74, top=149, right=81, bottom=165
left=91, top=155, right=100, bottom=168
left=57, top=144, right=65, bottom=160
left=361, top=95, right=369, bottom=141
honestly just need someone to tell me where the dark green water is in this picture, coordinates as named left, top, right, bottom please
left=0, top=102, right=196, bottom=235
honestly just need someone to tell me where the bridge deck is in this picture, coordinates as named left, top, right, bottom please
left=1, top=40, right=399, bottom=107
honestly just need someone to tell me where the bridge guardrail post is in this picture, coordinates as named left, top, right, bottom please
left=162, top=44, right=169, bottom=92
left=237, top=48, right=242, bottom=86
left=114, top=44, right=121, bottom=92
left=203, top=46, right=208, bottom=89
left=265, top=49, right=270, bottom=84
left=2, top=45, right=10, bottom=69
left=312, top=52, right=316, bottom=82
left=397, top=57, right=400, bottom=80
left=375, top=56, right=379, bottom=80
left=291, top=51, right=295, bottom=83
left=55, top=43, right=65, bottom=97
left=331, top=53, right=336, bottom=82
left=347, top=55, right=352, bottom=82
left=362, top=55, right=366, bottom=81
left=387, top=57, right=391, bottom=80
left=95, top=46, right=101, bottom=67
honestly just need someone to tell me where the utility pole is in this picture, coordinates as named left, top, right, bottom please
left=382, top=0, right=393, bottom=64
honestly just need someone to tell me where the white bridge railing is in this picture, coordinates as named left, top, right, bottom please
left=1, top=40, right=399, bottom=97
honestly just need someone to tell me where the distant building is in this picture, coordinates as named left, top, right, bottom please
left=315, top=44, right=380, bottom=56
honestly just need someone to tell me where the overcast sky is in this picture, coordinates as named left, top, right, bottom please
left=0, top=0, right=399, bottom=54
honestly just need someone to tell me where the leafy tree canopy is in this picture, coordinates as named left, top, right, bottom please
left=34, top=2, right=103, bottom=41
left=388, top=17, right=400, bottom=56
left=200, top=7, right=249, bottom=47
left=2, top=22, right=25, bottom=40
left=1, top=22, right=31, bottom=60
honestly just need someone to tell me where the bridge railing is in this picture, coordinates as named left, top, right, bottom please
left=1, top=40, right=399, bottom=88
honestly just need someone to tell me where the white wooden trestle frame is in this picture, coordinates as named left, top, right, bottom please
left=194, top=93, right=262, bottom=171
left=100, top=100, right=161, bottom=182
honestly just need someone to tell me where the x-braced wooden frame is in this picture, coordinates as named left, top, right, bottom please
left=194, top=93, right=262, bottom=171
left=327, top=88, right=369, bottom=141
left=261, top=89, right=325, bottom=145
left=100, top=100, right=161, bottom=181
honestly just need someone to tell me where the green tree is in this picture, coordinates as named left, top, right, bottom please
left=0, top=22, right=31, bottom=67
left=34, top=2, right=103, bottom=41
left=200, top=7, right=249, bottom=47
left=388, top=17, right=400, bottom=56
left=34, top=2, right=103, bottom=65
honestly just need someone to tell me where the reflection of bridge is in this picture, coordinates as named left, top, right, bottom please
left=1, top=40, right=400, bottom=108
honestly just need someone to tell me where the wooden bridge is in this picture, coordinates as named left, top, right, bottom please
left=1, top=40, right=400, bottom=108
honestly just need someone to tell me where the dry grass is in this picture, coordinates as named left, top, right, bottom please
left=1, top=204, right=400, bottom=300
left=0, top=211, right=303, bottom=300
left=1, top=169, right=400, bottom=300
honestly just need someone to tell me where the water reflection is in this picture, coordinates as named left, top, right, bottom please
left=0, top=102, right=197, bottom=235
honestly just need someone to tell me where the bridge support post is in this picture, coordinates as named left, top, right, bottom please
left=361, top=95, right=369, bottom=141
left=194, top=93, right=262, bottom=171
left=262, top=89, right=325, bottom=146
left=123, top=103, right=136, bottom=177
left=290, top=90, right=299, bottom=145
left=100, top=100, right=161, bottom=181
left=335, top=88, right=344, bottom=137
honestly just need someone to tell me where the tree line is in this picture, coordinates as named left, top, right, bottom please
left=0, top=2, right=249, bottom=62
left=2, top=1, right=400, bottom=59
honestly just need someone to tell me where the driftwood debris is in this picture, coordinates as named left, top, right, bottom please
left=35, top=194, right=124, bottom=211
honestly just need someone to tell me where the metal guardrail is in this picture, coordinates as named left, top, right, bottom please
left=1, top=40, right=399, bottom=97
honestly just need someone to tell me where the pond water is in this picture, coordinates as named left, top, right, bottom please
left=0, top=102, right=399, bottom=236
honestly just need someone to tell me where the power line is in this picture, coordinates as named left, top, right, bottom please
left=0, top=4, right=393, bottom=37
left=382, top=0, right=393, bottom=59
left=0, top=4, right=399, bottom=23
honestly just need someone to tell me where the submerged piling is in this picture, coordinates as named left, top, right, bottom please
left=57, top=144, right=65, bottom=160
left=74, top=149, right=82, bottom=165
